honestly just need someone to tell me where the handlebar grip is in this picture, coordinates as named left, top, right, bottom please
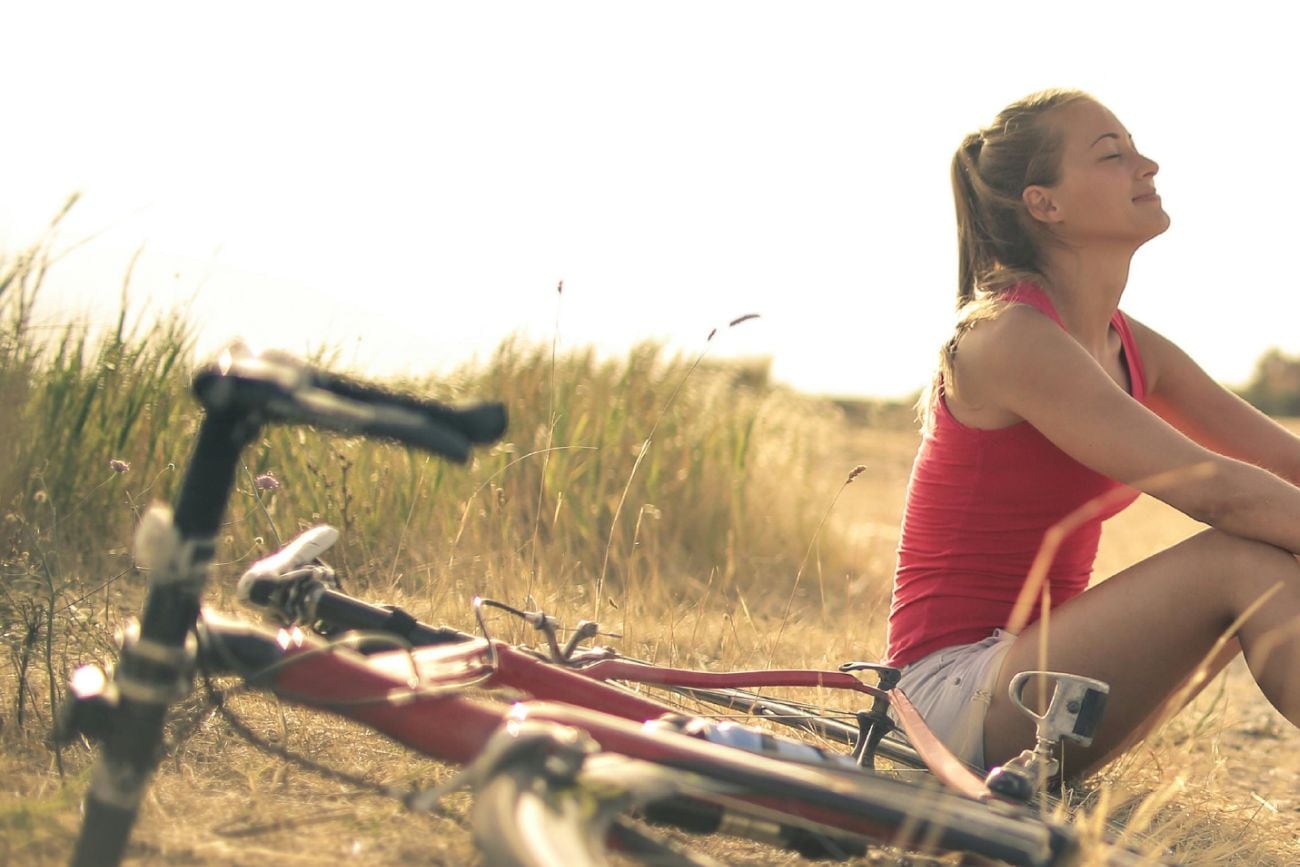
left=306, top=366, right=507, bottom=444
left=349, top=400, right=480, bottom=462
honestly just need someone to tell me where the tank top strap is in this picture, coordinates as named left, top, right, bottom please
left=999, top=281, right=1147, bottom=402
left=1001, top=282, right=1065, bottom=327
left=1110, top=311, right=1147, bottom=401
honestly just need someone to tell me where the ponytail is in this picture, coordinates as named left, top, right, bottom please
left=952, top=132, right=990, bottom=308
left=921, top=88, right=1093, bottom=430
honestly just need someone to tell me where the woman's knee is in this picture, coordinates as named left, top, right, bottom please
left=1177, top=528, right=1300, bottom=606
left=1183, top=528, right=1294, bottom=567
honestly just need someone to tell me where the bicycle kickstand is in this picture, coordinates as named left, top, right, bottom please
left=984, top=670, right=1110, bottom=802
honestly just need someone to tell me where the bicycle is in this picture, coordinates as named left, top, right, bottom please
left=54, top=343, right=1161, bottom=867
left=235, top=523, right=1107, bottom=806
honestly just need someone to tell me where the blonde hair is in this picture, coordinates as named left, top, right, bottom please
left=920, top=88, right=1094, bottom=425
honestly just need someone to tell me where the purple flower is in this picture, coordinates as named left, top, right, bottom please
left=109, top=459, right=130, bottom=474
left=254, top=472, right=280, bottom=491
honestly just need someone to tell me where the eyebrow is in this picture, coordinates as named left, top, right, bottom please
left=1091, top=131, right=1134, bottom=148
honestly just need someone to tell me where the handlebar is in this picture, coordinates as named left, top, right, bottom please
left=193, top=344, right=506, bottom=462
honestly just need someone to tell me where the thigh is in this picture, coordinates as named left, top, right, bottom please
left=982, top=529, right=1296, bottom=776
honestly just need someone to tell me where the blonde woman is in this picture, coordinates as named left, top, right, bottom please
left=886, top=89, right=1300, bottom=777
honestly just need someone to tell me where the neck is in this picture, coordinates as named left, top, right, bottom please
left=1036, top=246, right=1134, bottom=351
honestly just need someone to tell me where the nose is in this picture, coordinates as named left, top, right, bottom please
left=1139, top=152, right=1159, bottom=178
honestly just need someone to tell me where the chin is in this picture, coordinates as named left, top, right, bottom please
left=1140, top=211, right=1172, bottom=244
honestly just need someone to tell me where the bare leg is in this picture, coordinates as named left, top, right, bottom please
left=1078, top=637, right=1240, bottom=774
left=983, top=529, right=1300, bottom=777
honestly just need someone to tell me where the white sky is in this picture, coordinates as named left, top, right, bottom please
left=2, top=2, right=1296, bottom=399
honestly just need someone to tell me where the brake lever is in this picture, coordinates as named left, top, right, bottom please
left=237, top=526, right=341, bottom=613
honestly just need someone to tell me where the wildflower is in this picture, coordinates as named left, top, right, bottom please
left=110, top=459, right=131, bottom=474
left=254, top=472, right=280, bottom=491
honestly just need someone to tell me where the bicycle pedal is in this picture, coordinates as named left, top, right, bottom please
left=1009, top=670, right=1109, bottom=747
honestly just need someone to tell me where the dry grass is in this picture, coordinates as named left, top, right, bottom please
left=4, top=227, right=1300, bottom=865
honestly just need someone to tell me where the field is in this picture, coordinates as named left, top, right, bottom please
left=4, top=237, right=1300, bottom=865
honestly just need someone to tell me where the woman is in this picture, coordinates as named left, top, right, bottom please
left=886, top=88, right=1300, bottom=778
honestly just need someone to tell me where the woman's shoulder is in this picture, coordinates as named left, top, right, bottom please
left=946, top=300, right=1070, bottom=428
left=954, top=286, right=1067, bottom=362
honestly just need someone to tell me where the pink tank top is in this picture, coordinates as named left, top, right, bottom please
left=885, top=284, right=1147, bottom=668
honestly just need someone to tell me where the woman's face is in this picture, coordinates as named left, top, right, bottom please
left=1028, top=99, right=1170, bottom=248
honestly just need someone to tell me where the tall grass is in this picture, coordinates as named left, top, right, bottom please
left=0, top=227, right=872, bottom=737
left=0, top=225, right=894, bottom=862
left=223, top=338, right=862, bottom=628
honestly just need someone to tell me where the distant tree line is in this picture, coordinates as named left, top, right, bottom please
left=1238, top=348, right=1300, bottom=417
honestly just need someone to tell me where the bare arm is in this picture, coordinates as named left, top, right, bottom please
left=951, top=306, right=1300, bottom=554
left=1128, top=315, right=1300, bottom=484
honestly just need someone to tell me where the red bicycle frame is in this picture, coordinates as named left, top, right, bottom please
left=214, top=611, right=992, bottom=801
left=203, top=617, right=1067, bottom=859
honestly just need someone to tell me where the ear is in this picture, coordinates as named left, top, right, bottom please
left=1022, top=185, right=1063, bottom=224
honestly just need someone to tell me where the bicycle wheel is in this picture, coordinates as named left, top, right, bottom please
left=466, top=717, right=1167, bottom=867
left=469, top=722, right=725, bottom=867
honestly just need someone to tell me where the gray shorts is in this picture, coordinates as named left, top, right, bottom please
left=894, top=629, right=1016, bottom=770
